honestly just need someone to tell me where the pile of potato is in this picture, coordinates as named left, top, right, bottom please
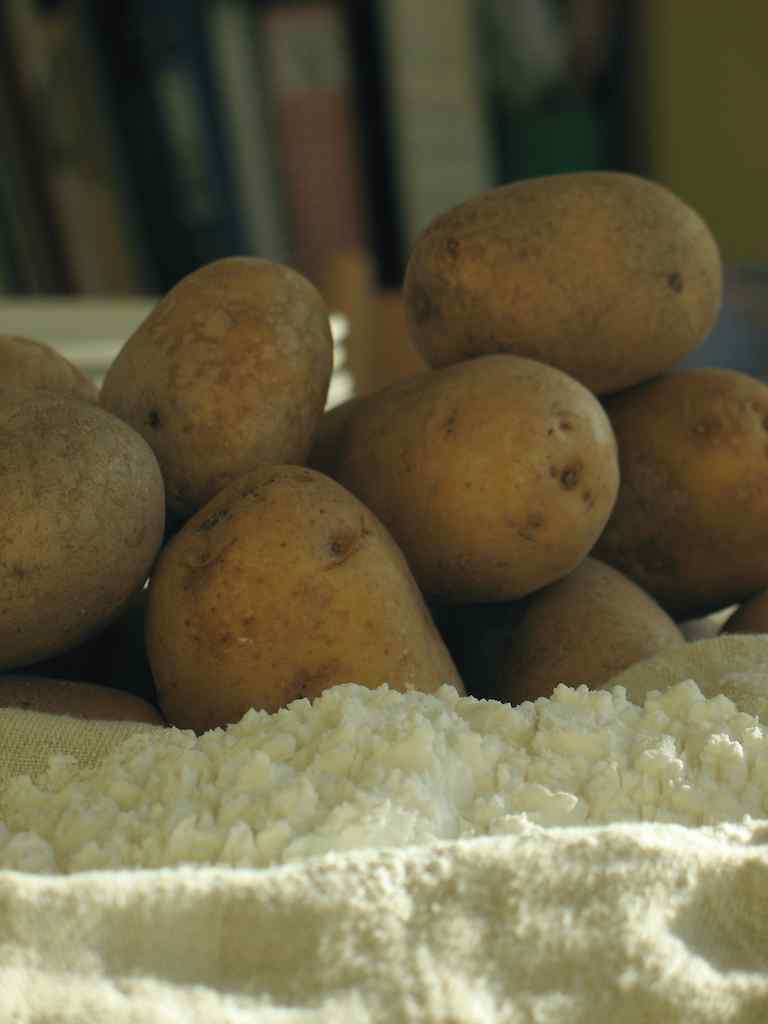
left=3, top=171, right=768, bottom=732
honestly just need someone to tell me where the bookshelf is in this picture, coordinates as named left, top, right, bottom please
left=0, top=0, right=634, bottom=393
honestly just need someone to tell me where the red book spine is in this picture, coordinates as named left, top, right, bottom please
left=263, top=1, right=372, bottom=286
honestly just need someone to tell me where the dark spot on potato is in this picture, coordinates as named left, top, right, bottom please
left=146, top=408, right=161, bottom=429
left=326, top=526, right=361, bottom=566
left=559, top=419, right=573, bottom=432
left=518, top=512, right=544, bottom=541
left=329, top=536, right=350, bottom=558
left=667, top=271, right=684, bottom=293
left=240, top=479, right=275, bottom=501
left=560, top=465, right=581, bottom=489
left=443, top=410, right=458, bottom=437
left=582, top=490, right=594, bottom=507
left=128, top=524, right=147, bottom=548
left=409, top=286, right=437, bottom=325
left=445, top=237, right=459, bottom=259
left=693, top=416, right=721, bottom=439
left=291, top=665, right=336, bottom=699
left=196, top=508, right=231, bottom=532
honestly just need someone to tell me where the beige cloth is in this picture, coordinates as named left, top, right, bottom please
left=2, top=824, right=768, bottom=1022
left=1, top=635, right=768, bottom=1022
left=0, top=708, right=160, bottom=788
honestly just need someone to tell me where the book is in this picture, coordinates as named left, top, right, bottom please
left=87, top=0, right=247, bottom=292
left=372, top=0, right=496, bottom=264
left=342, top=1, right=404, bottom=288
left=474, top=0, right=625, bottom=183
left=0, top=13, right=70, bottom=294
left=0, top=231, right=19, bottom=294
left=2, top=0, right=150, bottom=294
left=205, top=0, right=294, bottom=266
left=261, top=0, right=374, bottom=289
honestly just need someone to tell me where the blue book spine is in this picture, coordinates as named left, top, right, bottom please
left=88, top=0, right=246, bottom=290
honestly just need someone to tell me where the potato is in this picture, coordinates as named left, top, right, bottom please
left=721, top=589, right=768, bottom=635
left=330, top=354, right=619, bottom=604
left=146, top=466, right=464, bottom=732
left=0, top=675, right=164, bottom=724
left=0, top=389, right=165, bottom=670
left=403, top=172, right=722, bottom=395
left=0, top=333, right=98, bottom=401
left=100, top=257, right=334, bottom=520
left=495, top=558, right=685, bottom=703
left=307, top=372, right=436, bottom=479
left=595, top=368, right=768, bottom=618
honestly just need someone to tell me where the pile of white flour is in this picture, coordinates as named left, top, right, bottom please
left=1, top=678, right=767, bottom=874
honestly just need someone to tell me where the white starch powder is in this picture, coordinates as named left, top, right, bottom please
left=1, top=679, right=768, bottom=874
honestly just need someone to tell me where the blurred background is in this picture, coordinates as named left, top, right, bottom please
left=1, top=0, right=767, bottom=390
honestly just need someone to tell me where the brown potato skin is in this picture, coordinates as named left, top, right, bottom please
left=100, top=258, right=334, bottom=520
left=0, top=389, right=166, bottom=670
left=146, top=466, right=464, bottom=732
left=403, top=172, right=722, bottom=395
left=721, top=589, right=768, bottom=635
left=307, top=372, right=435, bottom=480
left=595, top=368, right=768, bottom=618
left=0, top=334, right=98, bottom=401
left=331, top=354, right=620, bottom=604
left=0, top=675, right=164, bottom=724
left=493, top=557, right=685, bottom=703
